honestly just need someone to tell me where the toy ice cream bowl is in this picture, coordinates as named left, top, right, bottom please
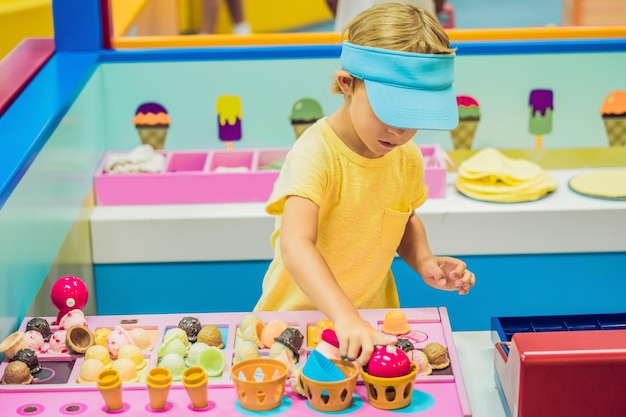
left=230, top=358, right=288, bottom=411
left=298, top=353, right=359, bottom=413
left=361, top=345, right=418, bottom=410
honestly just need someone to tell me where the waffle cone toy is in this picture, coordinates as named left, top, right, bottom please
left=451, top=119, right=479, bottom=150
left=132, top=102, right=171, bottom=150
left=451, top=95, right=480, bottom=150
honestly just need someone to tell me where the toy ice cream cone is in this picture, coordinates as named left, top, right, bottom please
left=146, top=367, right=172, bottom=410
left=182, top=366, right=208, bottom=409
left=132, top=102, right=171, bottom=150
left=451, top=95, right=480, bottom=150
left=289, top=98, right=324, bottom=140
left=97, top=369, right=124, bottom=411
left=0, top=331, right=27, bottom=360
left=599, top=91, right=626, bottom=147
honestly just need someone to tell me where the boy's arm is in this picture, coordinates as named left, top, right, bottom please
left=280, top=195, right=394, bottom=364
left=397, top=212, right=475, bottom=294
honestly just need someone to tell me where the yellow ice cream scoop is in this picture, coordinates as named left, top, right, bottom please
left=117, top=344, right=147, bottom=371
left=78, top=358, right=106, bottom=383
left=85, top=345, right=113, bottom=369
left=112, top=358, right=140, bottom=382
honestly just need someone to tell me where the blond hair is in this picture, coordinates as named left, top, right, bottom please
left=331, top=2, right=455, bottom=94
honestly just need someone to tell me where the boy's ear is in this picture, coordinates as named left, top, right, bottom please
left=335, top=70, right=354, bottom=94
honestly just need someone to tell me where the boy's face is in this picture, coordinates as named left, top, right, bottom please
left=349, top=82, right=418, bottom=158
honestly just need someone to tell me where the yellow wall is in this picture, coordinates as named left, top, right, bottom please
left=0, top=0, right=53, bottom=60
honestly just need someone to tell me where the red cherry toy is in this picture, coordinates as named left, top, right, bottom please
left=50, top=276, right=89, bottom=324
left=366, top=345, right=412, bottom=378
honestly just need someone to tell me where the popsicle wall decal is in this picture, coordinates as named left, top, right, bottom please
left=216, top=95, right=242, bottom=150
left=528, top=89, right=553, bottom=150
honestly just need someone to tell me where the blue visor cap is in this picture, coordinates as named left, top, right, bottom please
left=340, top=41, right=459, bottom=130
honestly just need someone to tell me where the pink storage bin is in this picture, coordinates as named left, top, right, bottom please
left=93, top=146, right=446, bottom=205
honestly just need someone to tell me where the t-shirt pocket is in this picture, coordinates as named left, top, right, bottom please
left=380, top=207, right=412, bottom=253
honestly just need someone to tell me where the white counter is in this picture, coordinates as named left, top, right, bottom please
left=91, top=169, right=626, bottom=264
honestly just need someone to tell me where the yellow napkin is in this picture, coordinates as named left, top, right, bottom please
left=456, top=148, right=557, bottom=203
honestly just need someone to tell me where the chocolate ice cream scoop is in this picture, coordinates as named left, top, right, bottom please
left=2, top=360, right=33, bottom=385
left=12, top=348, right=41, bottom=374
left=178, top=316, right=202, bottom=343
left=26, top=318, right=52, bottom=341
left=274, top=328, right=304, bottom=361
left=396, top=338, right=415, bottom=353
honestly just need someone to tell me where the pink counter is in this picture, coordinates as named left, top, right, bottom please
left=0, top=308, right=471, bottom=417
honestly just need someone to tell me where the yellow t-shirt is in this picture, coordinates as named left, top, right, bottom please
left=254, top=118, right=428, bottom=312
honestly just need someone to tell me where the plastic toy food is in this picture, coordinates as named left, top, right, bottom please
left=423, top=342, right=450, bottom=369
left=381, top=309, right=411, bottom=335
left=197, top=346, right=226, bottom=377
left=157, top=335, right=186, bottom=358
left=106, top=326, right=133, bottom=358
left=48, top=330, right=68, bottom=354
left=77, top=358, right=106, bottom=383
left=50, top=276, right=89, bottom=325
left=128, top=327, right=152, bottom=350
left=289, top=97, right=324, bottom=139
left=311, top=318, right=334, bottom=345
left=274, top=327, right=304, bottom=361
left=85, top=345, right=113, bottom=368
left=239, top=317, right=265, bottom=348
left=233, top=340, right=261, bottom=364
left=0, top=331, right=27, bottom=360
left=66, top=325, right=95, bottom=354
left=450, top=95, right=480, bottom=149
left=366, top=345, right=412, bottom=378
left=93, top=327, right=112, bottom=347
left=599, top=90, right=626, bottom=146
left=260, top=319, right=288, bottom=348
left=216, top=95, right=242, bottom=150
left=163, top=327, right=190, bottom=349
left=25, top=317, right=52, bottom=341
left=178, top=316, right=202, bottom=343
left=413, top=350, right=433, bottom=376
left=158, top=353, right=186, bottom=381
left=197, top=325, right=224, bottom=348
left=12, top=348, right=41, bottom=374
left=112, top=357, right=140, bottom=382
left=23, top=330, right=46, bottom=353
left=59, top=309, right=88, bottom=330
left=186, top=342, right=210, bottom=368
left=117, top=344, right=147, bottom=371
left=528, top=89, right=553, bottom=149
left=132, top=102, right=170, bottom=150
left=1, top=360, right=33, bottom=385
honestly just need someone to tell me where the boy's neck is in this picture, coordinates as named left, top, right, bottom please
left=327, top=106, right=380, bottom=159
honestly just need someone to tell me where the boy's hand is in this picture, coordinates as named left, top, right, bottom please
left=333, top=315, right=397, bottom=367
left=420, top=256, right=476, bottom=295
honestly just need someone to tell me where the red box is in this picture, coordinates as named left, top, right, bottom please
left=494, top=330, right=626, bottom=417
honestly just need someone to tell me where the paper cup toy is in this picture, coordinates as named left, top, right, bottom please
left=97, top=369, right=124, bottom=411
left=183, top=366, right=209, bottom=409
left=132, top=102, right=171, bottom=150
left=146, top=367, right=172, bottom=410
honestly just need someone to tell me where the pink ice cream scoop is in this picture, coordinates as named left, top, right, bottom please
left=106, top=326, right=133, bottom=358
left=48, top=330, right=68, bottom=354
left=366, top=345, right=412, bottom=378
left=59, top=309, right=88, bottom=330
left=23, top=330, right=47, bottom=353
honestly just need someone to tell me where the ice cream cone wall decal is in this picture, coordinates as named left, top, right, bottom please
left=289, top=98, right=324, bottom=140
left=599, top=90, right=626, bottom=147
left=528, top=89, right=553, bottom=150
left=216, top=95, right=242, bottom=150
left=450, top=95, right=480, bottom=149
left=132, top=102, right=171, bottom=150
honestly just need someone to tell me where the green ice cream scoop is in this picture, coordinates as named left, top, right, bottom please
left=289, top=98, right=324, bottom=122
